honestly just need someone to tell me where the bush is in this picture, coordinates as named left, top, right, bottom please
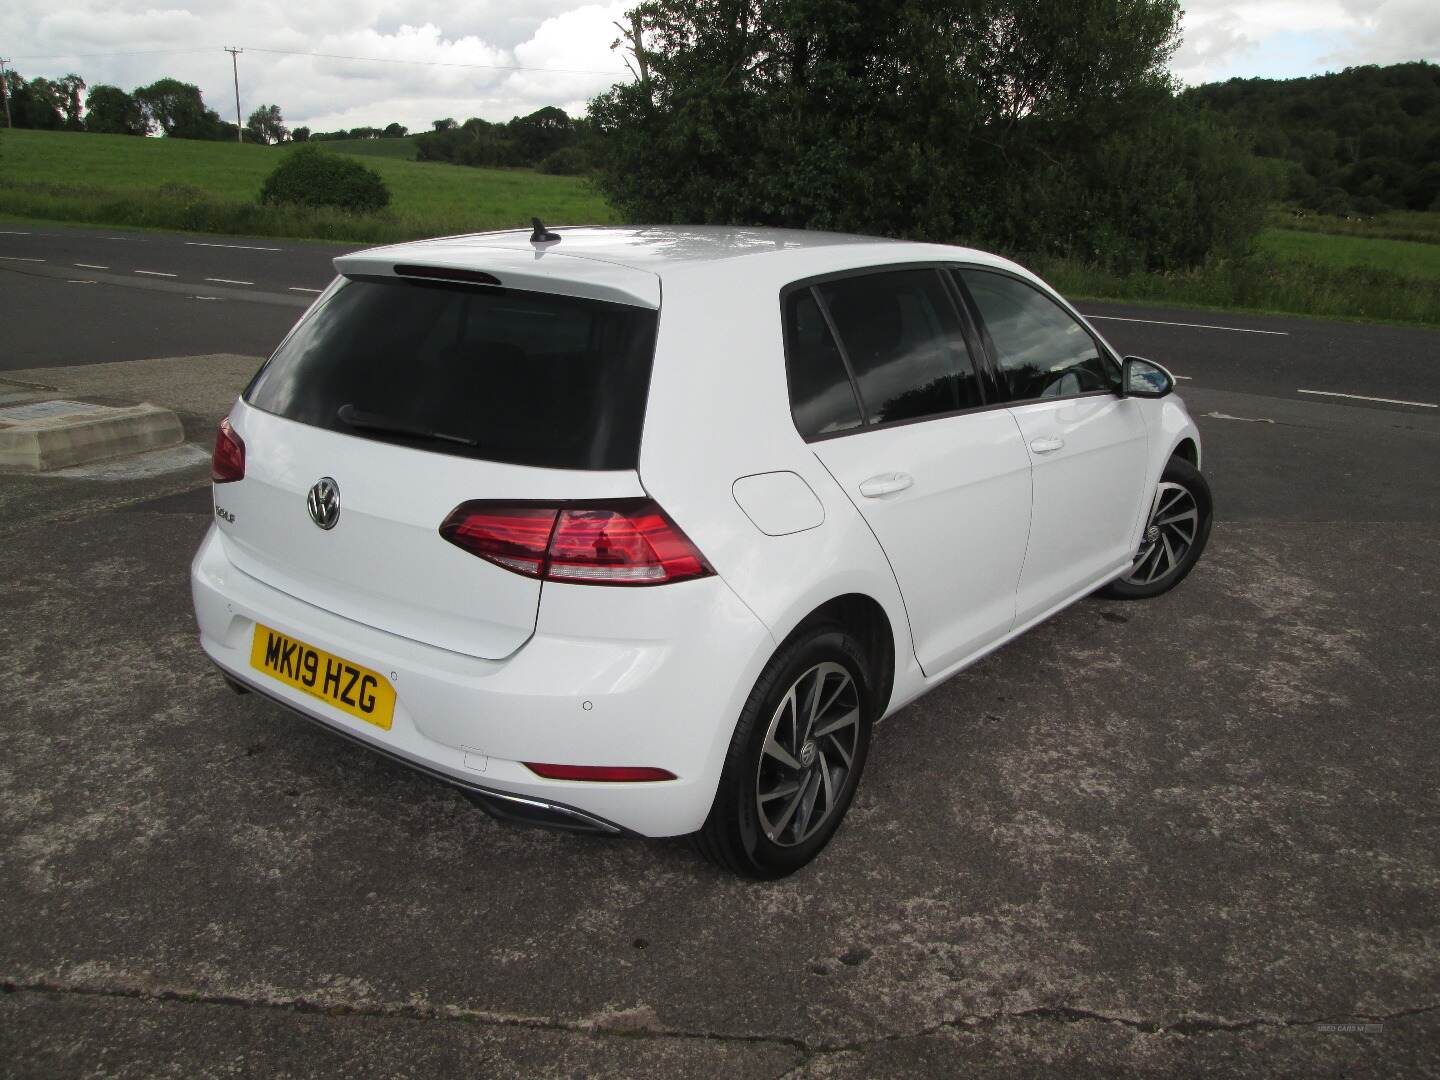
left=259, top=146, right=390, bottom=213
left=537, top=146, right=589, bottom=176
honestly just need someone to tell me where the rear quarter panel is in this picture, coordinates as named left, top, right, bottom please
left=637, top=251, right=919, bottom=710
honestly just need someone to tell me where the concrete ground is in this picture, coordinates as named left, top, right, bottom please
left=2, top=265, right=1438, bottom=1075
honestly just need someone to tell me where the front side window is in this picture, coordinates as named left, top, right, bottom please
left=958, top=270, right=1118, bottom=403
left=816, top=269, right=983, bottom=425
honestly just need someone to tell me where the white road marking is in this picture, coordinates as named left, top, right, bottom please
left=1297, top=388, right=1436, bottom=409
left=104, top=236, right=134, bottom=241
left=288, top=286, right=323, bottom=294
left=1173, top=375, right=1192, bottom=380
left=1086, top=314, right=1289, bottom=336
left=134, top=270, right=177, bottom=277
left=1204, top=412, right=1274, bottom=424
left=0, top=255, right=45, bottom=262
left=75, top=263, right=109, bottom=270
left=186, top=241, right=283, bottom=252
left=205, top=277, right=254, bottom=286
left=192, top=296, right=223, bottom=301
left=0, top=230, right=32, bottom=235
left=67, top=279, right=96, bottom=284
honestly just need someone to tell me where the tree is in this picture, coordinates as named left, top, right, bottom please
left=588, top=0, right=1263, bottom=271
left=508, top=106, right=574, bottom=162
left=246, top=103, right=288, bottom=145
left=85, top=84, right=147, bottom=135
left=58, top=74, right=86, bottom=130
left=134, top=78, right=226, bottom=139
left=2, top=71, right=64, bottom=129
left=291, top=126, right=311, bottom=142
left=382, top=122, right=408, bottom=138
left=431, top=117, right=457, bottom=131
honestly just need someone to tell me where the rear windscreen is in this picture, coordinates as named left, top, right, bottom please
left=245, top=277, right=659, bottom=470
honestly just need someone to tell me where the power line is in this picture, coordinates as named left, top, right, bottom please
left=9, top=48, right=217, bottom=61
left=8, top=45, right=628, bottom=77
left=245, top=47, right=626, bottom=77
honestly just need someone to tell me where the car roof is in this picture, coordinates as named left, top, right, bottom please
left=362, top=225, right=1010, bottom=271
left=338, top=226, right=1029, bottom=310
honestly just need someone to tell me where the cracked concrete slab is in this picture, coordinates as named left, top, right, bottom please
left=0, top=990, right=803, bottom=1079
left=2, top=380, right=1437, bottom=1076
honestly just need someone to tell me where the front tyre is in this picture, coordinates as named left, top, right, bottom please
left=1101, top=455, right=1213, bottom=600
left=694, top=625, right=873, bottom=879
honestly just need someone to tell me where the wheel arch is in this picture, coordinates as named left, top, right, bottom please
left=782, top=593, right=897, bottom=719
left=1172, top=436, right=1200, bottom=468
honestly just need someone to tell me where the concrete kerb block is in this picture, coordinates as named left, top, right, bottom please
left=0, top=400, right=186, bottom=473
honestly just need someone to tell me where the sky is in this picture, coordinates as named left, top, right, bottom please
left=1, top=1, right=1437, bottom=134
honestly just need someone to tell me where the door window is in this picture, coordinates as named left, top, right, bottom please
left=782, top=288, right=864, bottom=439
left=958, top=270, right=1118, bottom=403
left=816, top=270, right=983, bottom=425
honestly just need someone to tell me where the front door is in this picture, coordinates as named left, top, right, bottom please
left=956, top=268, right=1150, bottom=623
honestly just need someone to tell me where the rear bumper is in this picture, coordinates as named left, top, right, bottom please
left=213, top=662, right=629, bottom=834
left=192, top=524, right=775, bottom=837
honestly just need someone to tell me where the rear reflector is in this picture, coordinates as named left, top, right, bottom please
left=524, top=762, right=676, bottom=782
left=439, top=499, right=713, bottom=586
left=212, top=418, right=245, bottom=483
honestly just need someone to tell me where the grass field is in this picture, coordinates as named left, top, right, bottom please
left=0, top=128, right=614, bottom=243
left=1266, top=207, right=1440, bottom=245
left=1254, top=227, right=1440, bottom=281
left=1041, top=222, right=1440, bottom=325
left=311, top=136, right=420, bottom=160
left=2, top=128, right=1437, bottom=324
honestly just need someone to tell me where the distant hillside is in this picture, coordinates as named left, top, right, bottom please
left=1184, top=61, right=1440, bottom=215
left=316, top=135, right=420, bottom=161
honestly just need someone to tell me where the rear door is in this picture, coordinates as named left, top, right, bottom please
left=955, top=269, right=1149, bottom=624
left=789, top=267, right=1033, bottom=676
left=220, top=269, right=659, bottom=660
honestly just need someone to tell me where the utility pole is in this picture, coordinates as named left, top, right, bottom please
left=224, top=46, right=243, bottom=143
left=0, top=58, right=13, bottom=129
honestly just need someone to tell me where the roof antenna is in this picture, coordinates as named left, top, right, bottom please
left=530, top=217, right=561, bottom=244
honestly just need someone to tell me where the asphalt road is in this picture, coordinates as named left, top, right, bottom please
left=3, top=222, right=1440, bottom=417
left=2, top=219, right=1438, bottom=1077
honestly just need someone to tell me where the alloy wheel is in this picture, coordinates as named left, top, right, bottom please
left=755, top=661, right=861, bottom=847
left=1123, top=480, right=1200, bottom=586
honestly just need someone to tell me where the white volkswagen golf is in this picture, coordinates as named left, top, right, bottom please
left=193, top=224, right=1211, bottom=878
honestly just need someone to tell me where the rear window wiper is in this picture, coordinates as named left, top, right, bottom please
left=336, top=404, right=478, bottom=447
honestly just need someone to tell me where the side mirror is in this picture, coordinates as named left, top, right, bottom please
left=1121, top=356, right=1175, bottom=399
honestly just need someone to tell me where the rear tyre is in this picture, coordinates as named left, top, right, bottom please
left=693, top=625, right=873, bottom=879
left=1101, top=455, right=1213, bottom=600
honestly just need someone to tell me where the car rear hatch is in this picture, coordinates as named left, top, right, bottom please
left=215, top=249, right=661, bottom=660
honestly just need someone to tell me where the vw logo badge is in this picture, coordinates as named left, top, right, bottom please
left=307, top=477, right=340, bottom=530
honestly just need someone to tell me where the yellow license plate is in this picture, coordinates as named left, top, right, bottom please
left=249, top=624, right=396, bottom=730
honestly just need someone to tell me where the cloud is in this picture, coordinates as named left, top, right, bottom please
left=1171, top=0, right=1436, bottom=84
left=1, top=0, right=1434, bottom=130
left=0, top=0, right=632, bottom=131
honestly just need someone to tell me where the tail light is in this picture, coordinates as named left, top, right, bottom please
left=212, top=418, right=245, bottom=483
left=439, top=499, right=713, bottom=586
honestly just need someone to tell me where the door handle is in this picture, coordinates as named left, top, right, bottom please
left=1030, top=436, right=1065, bottom=455
left=858, top=472, right=914, bottom=498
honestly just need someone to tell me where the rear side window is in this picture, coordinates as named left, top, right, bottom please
left=816, top=270, right=982, bottom=425
left=958, top=270, right=1118, bottom=403
left=783, top=289, right=863, bottom=439
left=246, top=278, right=658, bottom=470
